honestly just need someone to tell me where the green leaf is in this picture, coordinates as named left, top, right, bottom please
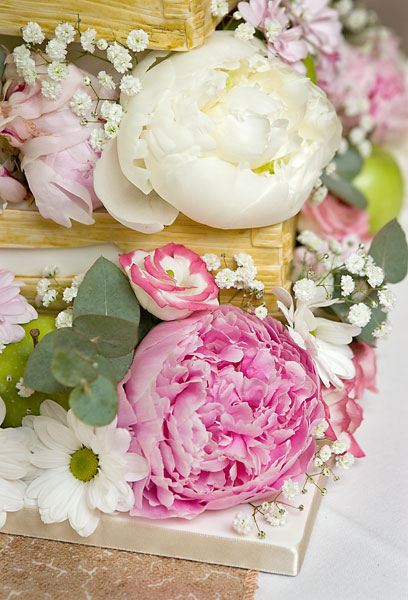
left=369, top=219, right=408, bottom=283
left=0, top=47, right=6, bottom=94
left=137, top=307, right=161, bottom=346
left=53, top=327, right=97, bottom=357
left=109, top=352, right=134, bottom=382
left=24, top=330, right=67, bottom=394
left=73, top=257, right=140, bottom=325
left=357, top=296, right=387, bottom=346
left=333, top=146, right=363, bottom=181
left=321, top=173, right=368, bottom=210
left=73, top=314, right=139, bottom=358
left=69, top=376, right=118, bottom=426
left=92, top=355, right=118, bottom=384
left=51, top=350, right=98, bottom=388
left=302, top=53, right=317, bottom=84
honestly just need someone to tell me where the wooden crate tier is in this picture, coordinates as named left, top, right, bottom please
left=0, top=209, right=295, bottom=317
left=0, top=0, right=237, bottom=51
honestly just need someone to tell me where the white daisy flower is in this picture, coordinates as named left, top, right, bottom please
left=23, top=400, right=149, bottom=537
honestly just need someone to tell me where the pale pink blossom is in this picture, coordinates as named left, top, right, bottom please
left=0, top=164, right=27, bottom=204
left=119, top=244, right=219, bottom=320
left=118, top=304, right=323, bottom=518
left=294, top=0, right=342, bottom=56
left=0, top=269, right=37, bottom=345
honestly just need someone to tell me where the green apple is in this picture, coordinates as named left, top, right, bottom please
left=0, top=316, right=69, bottom=428
left=352, top=146, right=404, bottom=234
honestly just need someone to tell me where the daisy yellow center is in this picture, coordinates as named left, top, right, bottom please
left=70, top=447, right=99, bottom=482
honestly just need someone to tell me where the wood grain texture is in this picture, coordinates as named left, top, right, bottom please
left=1, top=209, right=295, bottom=317
left=0, top=0, right=237, bottom=50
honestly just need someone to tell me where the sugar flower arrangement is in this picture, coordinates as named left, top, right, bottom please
left=0, top=1, right=408, bottom=542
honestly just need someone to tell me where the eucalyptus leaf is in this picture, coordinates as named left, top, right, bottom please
left=321, top=174, right=368, bottom=210
left=109, top=352, right=134, bottom=382
left=333, top=146, right=363, bottom=181
left=73, top=314, right=139, bottom=358
left=73, top=257, right=140, bottom=325
left=53, top=327, right=97, bottom=357
left=24, top=330, right=67, bottom=394
left=51, top=350, right=98, bottom=388
left=369, top=219, right=408, bottom=283
left=92, top=355, right=117, bottom=384
left=69, top=376, right=118, bottom=426
left=357, top=301, right=387, bottom=346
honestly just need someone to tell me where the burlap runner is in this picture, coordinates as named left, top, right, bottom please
left=0, top=532, right=258, bottom=600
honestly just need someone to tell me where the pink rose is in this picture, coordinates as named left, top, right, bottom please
left=323, top=342, right=377, bottom=457
left=119, top=244, right=219, bottom=320
left=298, top=193, right=371, bottom=241
left=118, top=304, right=323, bottom=518
left=0, top=164, right=26, bottom=204
left=0, top=269, right=37, bottom=345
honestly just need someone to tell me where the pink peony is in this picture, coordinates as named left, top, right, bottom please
left=119, top=244, right=219, bottom=321
left=118, top=304, right=324, bottom=518
left=323, top=342, right=377, bottom=457
left=298, top=193, right=371, bottom=241
left=0, top=164, right=26, bottom=204
left=0, top=60, right=108, bottom=226
left=0, top=269, right=37, bottom=346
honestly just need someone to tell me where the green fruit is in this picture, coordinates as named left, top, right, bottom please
left=0, top=316, right=68, bottom=427
left=352, top=146, right=404, bottom=234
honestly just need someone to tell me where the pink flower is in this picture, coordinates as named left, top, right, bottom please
left=119, top=244, right=219, bottom=321
left=295, top=0, right=342, bottom=57
left=0, top=269, right=37, bottom=345
left=323, top=342, right=377, bottom=457
left=0, top=164, right=26, bottom=204
left=298, top=193, right=371, bottom=241
left=118, top=305, right=323, bottom=518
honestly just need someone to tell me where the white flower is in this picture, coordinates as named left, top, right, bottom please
left=348, top=303, right=371, bottom=327
left=119, top=74, right=142, bottom=96
left=314, top=457, right=323, bottom=467
left=248, top=280, right=265, bottom=298
left=55, top=308, right=73, bottom=329
left=21, top=60, right=38, bottom=85
left=100, top=101, right=123, bottom=124
left=41, top=79, right=62, bottom=100
left=104, top=121, right=120, bottom=139
left=55, top=22, right=76, bottom=44
left=319, top=444, right=332, bottom=462
left=96, top=38, right=108, bottom=51
left=235, top=265, right=257, bottom=288
left=202, top=253, right=221, bottom=271
left=97, top=71, right=116, bottom=91
left=70, top=90, right=93, bottom=117
left=83, top=76, right=91, bottom=86
left=255, top=305, right=268, bottom=320
left=47, top=62, right=69, bottom=82
left=293, top=278, right=317, bottom=303
left=331, top=438, right=349, bottom=455
left=265, top=504, right=288, bottom=527
left=358, top=140, right=372, bottom=158
left=23, top=401, right=149, bottom=537
left=233, top=11, right=242, bottom=20
left=338, top=138, right=349, bottom=155
left=328, top=238, right=343, bottom=255
left=341, top=274, right=355, bottom=296
left=378, top=288, right=396, bottom=312
left=349, top=127, right=366, bottom=146
left=232, top=512, right=253, bottom=535
left=373, top=322, right=392, bottom=338
left=46, top=38, right=67, bottom=61
left=346, top=7, right=368, bottom=31
left=265, top=19, right=283, bottom=43
left=210, top=0, right=229, bottom=17
left=89, top=128, right=108, bottom=152
left=22, top=22, right=45, bottom=44
left=12, top=44, right=31, bottom=66
left=313, top=419, right=329, bottom=439
left=336, top=0, right=353, bottom=16
left=215, top=268, right=237, bottom=289
left=234, top=23, right=255, bottom=41
left=322, top=467, right=330, bottom=477
left=360, top=114, right=374, bottom=132
left=80, top=28, right=97, bottom=53
left=107, top=42, right=132, bottom=73
left=36, top=278, right=50, bottom=298
left=42, top=289, right=57, bottom=307
left=71, top=273, right=85, bottom=288
left=0, top=341, right=6, bottom=354
left=366, top=264, right=384, bottom=288
left=297, top=230, right=323, bottom=252
left=234, top=253, right=255, bottom=269
left=126, top=29, right=149, bottom=52
left=336, top=452, right=355, bottom=469
left=94, top=32, right=341, bottom=233
left=325, top=162, right=336, bottom=176
left=282, top=479, right=300, bottom=500
left=345, top=252, right=366, bottom=275
left=310, top=185, right=328, bottom=206
left=63, top=286, right=78, bottom=303
left=16, top=377, right=34, bottom=398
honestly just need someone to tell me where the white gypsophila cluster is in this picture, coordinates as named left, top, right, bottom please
left=329, top=238, right=343, bottom=255
left=15, top=377, right=34, bottom=399
left=97, top=71, right=116, bottom=91
left=89, top=129, right=107, bottom=152
left=100, top=100, right=124, bottom=124
left=313, top=419, right=329, bottom=439
left=282, top=479, right=300, bottom=500
left=297, top=230, right=322, bottom=252
left=22, top=21, right=45, bottom=45
left=80, top=28, right=97, bottom=53
left=341, top=274, right=355, bottom=296
left=214, top=253, right=265, bottom=302
left=319, top=444, right=332, bottom=462
left=310, top=183, right=328, bottom=207
left=35, top=278, right=57, bottom=307
left=126, top=29, right=149, bottom=52
left=119, top=74, right=142, bottom=96
left=345, top=7, right=369, bottom=32
left=62, top=272, right=84, bottom=304
left=265, top=19, right=283, bottom=44
left=378, top=287, right=396, bottom=312
left=373, top=321, right=392, bottom=339
left=202, top=253, right=221, bottom=271
left=13, top=45, right=37, bottom=85
left=54, top=21, right=76, bottom=43
left=55, top=308, right=73, bottom=329
left=331, top=438, right=349, bottom=455
left=70, top=90, right=92, bottom=117
left=232, top=512, right=253, bottom=535
left=234, top=23, right=255, bottom=41
left=348, top=302, right=371, bottom=327
left=42, top=289, right=58, bottom=308
left=345, top=252, right=366, bottom=275
left=254, top=305, right=267, bottom=320
left=46, top=38, right=67, bottom=61
left=293, top=278, right=317, bottom=303
left=96, top=38, right=108, bottom=51
left=336, top=452, right=355, bottom=469
left=265, top=505, right=288, bottom=527
left=47, top=61, right=69, bottom=82
left=366, top=264, right=384, bottom=288
left=107, top=42, right=132, bottom=73
left=335, top=0, right=353, bottom=17
left=210, top=0, right=229, bottom=18
left=41, top=79, right=62, bottom=100
left=42, top=265, right=59, bottom=278
left=215, top=268, right=237, bottom=289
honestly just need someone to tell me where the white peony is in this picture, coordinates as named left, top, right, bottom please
left=94, top=31, right=342, bottom=233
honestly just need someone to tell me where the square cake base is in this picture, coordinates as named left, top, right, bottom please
left=1, top=479, right=323, bottom=576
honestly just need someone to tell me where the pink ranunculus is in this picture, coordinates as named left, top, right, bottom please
left=0, top=269, right=37, bottom=345
left=118, top=304, right=324, bottom=518
left=298, top=193, right=371, bottom=241
left=323, top=342, right=377, bottom=457
left=119, top=244, right=219, bottom=321
left=0, top=164, right=26, bottom=204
